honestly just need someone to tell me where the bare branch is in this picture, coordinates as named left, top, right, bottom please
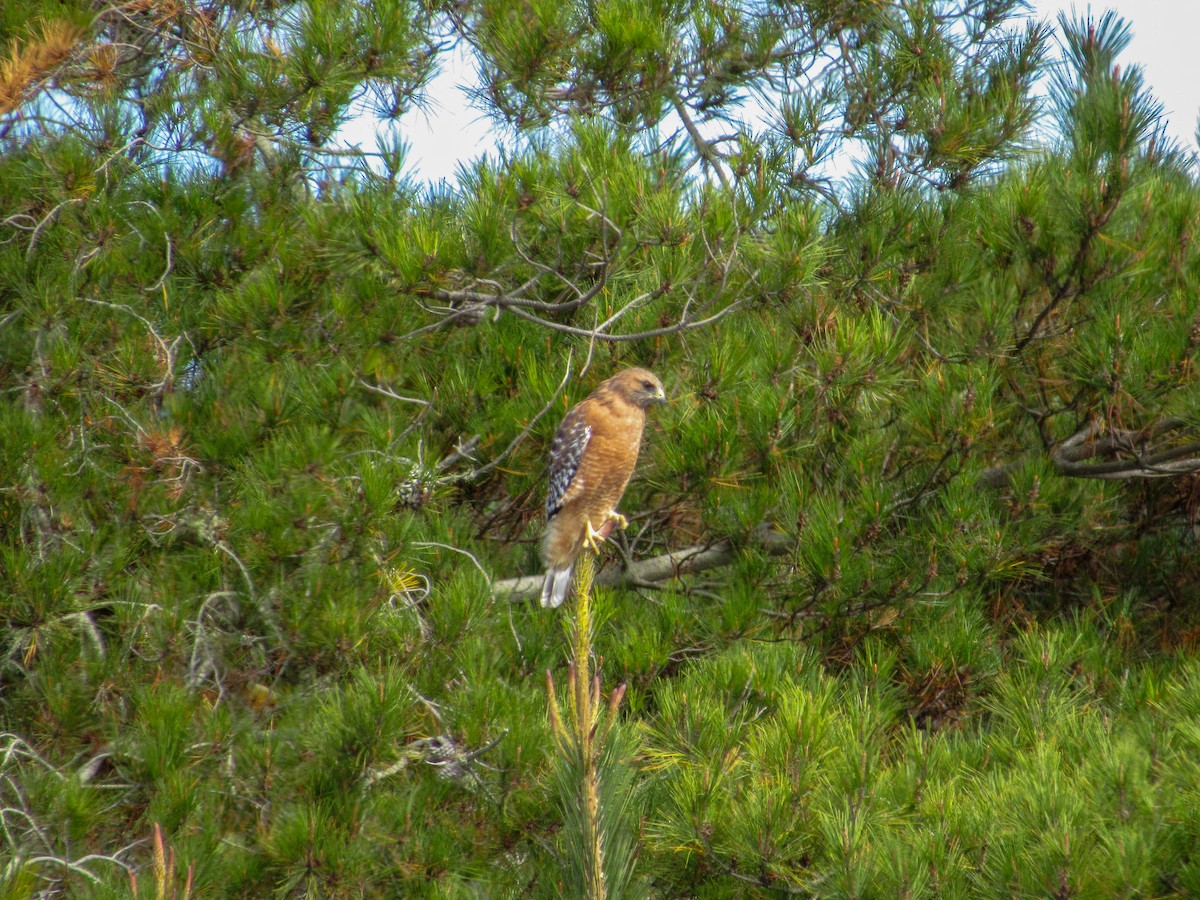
left=510, top=298, right=746, bottom=341
left=214, top=540, right=256, bottom=599
left=671, top=94, right=731, bottom=190
left=979, top=417, right=1200, bottom=485
left=495, top=527, right=791, bottom=601
left=436, top=435, right=481, bottom=471
left=84, top=298, right=181, bottom=398
left=147, top=231, right=173, bottom=292
left=356, top=378, right=431, bottom=405
left=411, top=541, right=492, bottom=588
left=1053, top=418, right=1200, bottom=477
left=25, top=198, right=85, bottom=261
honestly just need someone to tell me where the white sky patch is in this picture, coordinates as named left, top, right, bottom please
left=338, top=42, right=495, bottom=184
left=337, top=2, right=1200, bottom=187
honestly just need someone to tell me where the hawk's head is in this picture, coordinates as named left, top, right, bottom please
left=607, top=367, right=667, bottom=408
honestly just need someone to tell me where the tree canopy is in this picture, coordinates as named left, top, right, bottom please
left=3, top=0, right=1200, bottom=896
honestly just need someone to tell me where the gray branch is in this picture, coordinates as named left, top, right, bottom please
left=495, top=527, right=792, bottom=601
left=978, top=417, right=1200, bottom=487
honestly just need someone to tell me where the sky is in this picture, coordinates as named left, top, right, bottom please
left=350, top=2, right=1200, bottom=185
left=1037, top=0, right=1200, bottom=147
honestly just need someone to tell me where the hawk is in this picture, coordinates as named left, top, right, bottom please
left=541, top=367, right=667, bottom=608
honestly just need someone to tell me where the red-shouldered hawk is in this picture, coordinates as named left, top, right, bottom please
left=541, top=367, right=666, bottom=608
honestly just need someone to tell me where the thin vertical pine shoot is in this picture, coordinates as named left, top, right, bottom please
left=546, top=550, right=638, bottom=899
left=129, top=823, right=193, bottom=900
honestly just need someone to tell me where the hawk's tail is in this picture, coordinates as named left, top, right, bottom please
left=540, top=564, right=574, bottom=608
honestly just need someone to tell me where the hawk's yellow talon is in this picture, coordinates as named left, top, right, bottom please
left=608, top=511, right=628, bottom=530
left=582, top=519, right=606, bottom=554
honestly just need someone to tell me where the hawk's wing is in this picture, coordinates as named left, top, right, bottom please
left=546, top=412, right=592, bottom=519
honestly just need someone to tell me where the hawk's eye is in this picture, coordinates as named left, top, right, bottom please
left=641, top=380, right=655, bottom=390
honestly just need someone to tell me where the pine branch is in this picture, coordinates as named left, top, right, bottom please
left=546, top=552, right=636, bottom=898
left=0, top=20, right=84, bottom=117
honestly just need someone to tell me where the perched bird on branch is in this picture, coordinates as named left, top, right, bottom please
left=541, top=367, right=667, bottom=608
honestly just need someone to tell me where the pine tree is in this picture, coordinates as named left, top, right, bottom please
left=2, top=1, right=1200, bottom=896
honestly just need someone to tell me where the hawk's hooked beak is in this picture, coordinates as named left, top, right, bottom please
left=651, top=385, right=667, bottom=404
